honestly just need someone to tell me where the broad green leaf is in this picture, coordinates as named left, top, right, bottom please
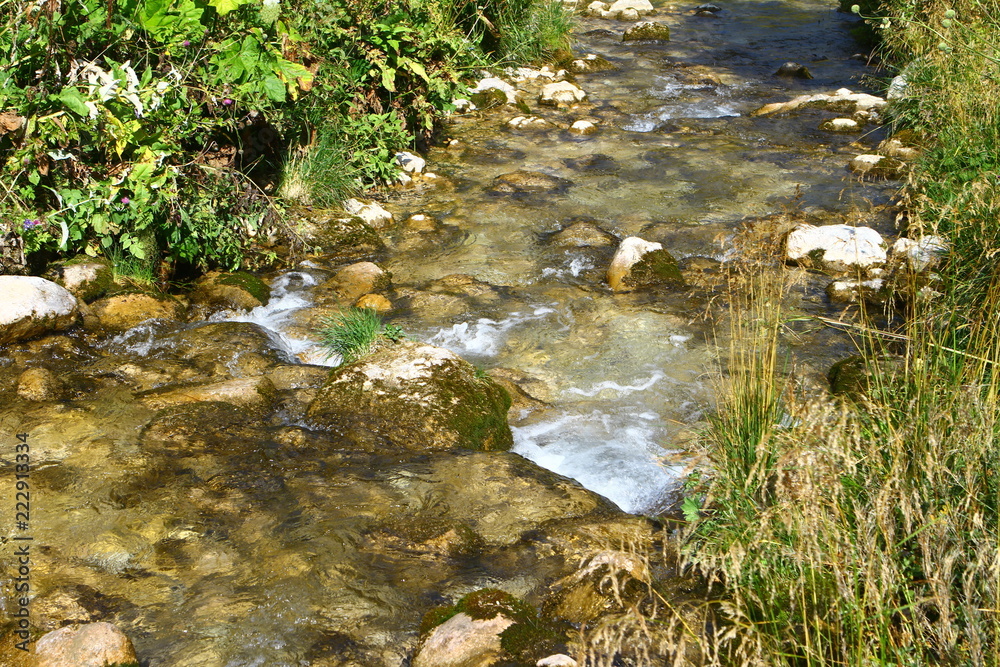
left=681, top=495, right=701, bottom=523
left=262, top=74, right=286, bottom=102
left=130, top=161, right=156, bottom=183
left=59, top=87, right=90, bottom=117
left=207, top=0, right=247, bottom=16
left=402, top=57, right=429, bottom=83
left=380, top=66, right=396, bottom=92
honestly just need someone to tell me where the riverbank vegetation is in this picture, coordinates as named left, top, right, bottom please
left=0, top=0, right=571, bottom=278
left=679, top=1, right=1000, bottom=664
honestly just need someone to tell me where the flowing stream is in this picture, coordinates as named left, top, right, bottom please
left=0, top=1, right=899, bottom=664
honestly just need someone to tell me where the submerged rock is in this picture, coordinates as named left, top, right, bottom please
left=487, top=171, right=573, bottom=196
left=623, top=21, right=671, bottom=42
left=607, top=237, right=684, bottom=292
left=138, top=375, right=277, bottom=412
left=34, top=622, right=138, bottom=667
left=569, top=120, right=598, bottom=135
left=0, top=276, right=79, bottom=346
left=785, top=224, right=887, bottom=273
left=16, top=367, right=64, bottom=401
left=826, top=277, right=887, bottom=304
left=550, top=221, right=618, bottom=248
left=291, top=211, right=385, bottom=261
left=306, top=341, right=512, bottom=451
left=328, top=261, right=391, bottom=301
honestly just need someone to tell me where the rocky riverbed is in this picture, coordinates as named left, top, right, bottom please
left=0, top=0, right=933, bottom=664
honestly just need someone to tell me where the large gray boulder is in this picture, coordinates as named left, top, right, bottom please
left=0, top=276, right=79, bottom=346
left=306, top=341, right=512, bottom=451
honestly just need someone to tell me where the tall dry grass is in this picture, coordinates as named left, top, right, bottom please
left=676, top=2, right=1000, bottom=662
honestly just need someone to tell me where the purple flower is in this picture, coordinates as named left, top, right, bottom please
left=222, top=98, right=233, bottom=106
left=183, top=40, right=191, bottom=47
left=22, top=219, right=39, bottom=229
left=121, top=196, right=131, bottom=205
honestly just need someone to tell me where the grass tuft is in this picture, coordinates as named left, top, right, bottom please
left=317, top=307, right=404, bottom=365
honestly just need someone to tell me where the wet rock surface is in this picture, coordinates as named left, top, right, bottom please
left=306, top=341, right=513, bottom=451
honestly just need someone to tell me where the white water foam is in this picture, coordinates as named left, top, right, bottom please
left=566, top=371, right=665, bottom=398
left=541, top=254, right=595, bottom=280
left=428, top=306, right=558, bottom=358
left=623, top=78, right=742, bottom=132
left=513, top=409, right=682, bottom=514
left=222, top=271, right=332, bottom=364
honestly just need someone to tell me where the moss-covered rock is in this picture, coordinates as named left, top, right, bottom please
left=188, top=270, right=270, bottom=318
left=418, top=589, right=567, bottom=666
left=623, top=21, right=671, bottom=42
left=608, top=237, right=684, bottom=292
left=45, top=255, right=114, bottom=302
left=306, top=341, right=512, bottom=451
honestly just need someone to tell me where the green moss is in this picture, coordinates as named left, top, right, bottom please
left=439, top=367, right=513, bottom=451
left=624, top=248, right=685, bottom=288
left=420, top=588, right=568, bottom=663
left=622, top=22, right=671, bottom=42
left=470, top=88, right=509, bottom=109
left=217, top=271, right=271, bottom=305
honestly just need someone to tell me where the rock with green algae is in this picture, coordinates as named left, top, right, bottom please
left=416, top=589, right=566, bottom=667
left=188, top=271, right=270, bottom=318
left=623, top=21, right=671, bottom=42
left=305, top=340, right=512, bottom=452
left=607, top=237, right=684, bottom=292
left=45, top=254, right=114, bottom=302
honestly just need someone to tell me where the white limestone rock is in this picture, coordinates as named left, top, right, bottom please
left=0, top=276, right=79, bottom=346
left=785, top=224, right=887, bottom=273
left=890, top=236, right=948, bottom=273
left=569, top=119, right=598, bottom=135
left=395, top=151, right=426, bottom=174
left=343, top=198, right=394, bottom=229
left=539, top=81, right=587, bottom=106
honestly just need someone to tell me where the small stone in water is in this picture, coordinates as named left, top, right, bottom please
left=774, top=62, right=813, bottom=79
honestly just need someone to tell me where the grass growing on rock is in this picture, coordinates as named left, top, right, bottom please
left=318, top=307, right=404, bottom=365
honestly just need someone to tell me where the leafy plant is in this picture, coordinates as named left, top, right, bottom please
left=318, top=307, right=404, bottom=364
